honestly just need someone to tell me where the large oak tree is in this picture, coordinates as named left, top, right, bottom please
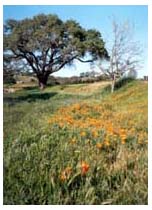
left=4, top=14, right=109, bottom=89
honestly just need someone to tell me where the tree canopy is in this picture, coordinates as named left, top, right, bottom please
left=4, top=14, right=109, bottom=88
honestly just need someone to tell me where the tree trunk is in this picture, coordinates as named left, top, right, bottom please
left=37, top=73, right=49, bottom=90
left=111, top=79, right=115, bottom=93
left=111, top=74, right=115, bottom=93
left=39, top=81, right=46, bottom=90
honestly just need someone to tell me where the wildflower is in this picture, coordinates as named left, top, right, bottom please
left=119, top=129, right=126, bottom=135
left=60, top=173, right=67, bottom=182
left=120, top=134, right=126, bottom=140
left=60, top=166, right=72, bottom=182
left=96, top=142, right=102, bottom=149
left=70, top=138, right=76, bottom=144
left=92, top=130, right=98, bottom=138
left=58, top=122, right=64, bottom=128
left=104, top=136, right=110, bottom=146
left=81, top=161, right=90, bottom=175
left=104, top=140, right=110, bottom=146
left=120, top=134, right=126, bottom=144
left=107, top=126, right=113, bottom=134
left=80, top=131, right=86, bottom=137
left=119, top=128, right=127, bottom=144
left=137, top=136, right=143, bottom=144
left=121, top=139, right=126, bottom=144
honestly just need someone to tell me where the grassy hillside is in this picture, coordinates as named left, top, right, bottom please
left=3, top=80, right=148, bottom=204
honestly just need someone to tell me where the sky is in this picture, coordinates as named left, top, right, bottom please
left=3, top=5, right=148, bottom=78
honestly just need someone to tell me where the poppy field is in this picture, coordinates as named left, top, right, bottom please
left=3, top=80, right=148, bottom=204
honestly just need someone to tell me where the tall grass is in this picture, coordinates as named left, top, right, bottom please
left=3, top=81, right=148, bottom=204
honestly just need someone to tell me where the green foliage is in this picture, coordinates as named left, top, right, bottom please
left=114, top=77, right=136, bottom=91
left=3, top=71, right=16, bottom=84
left=102, top=76, right=136, bottom=94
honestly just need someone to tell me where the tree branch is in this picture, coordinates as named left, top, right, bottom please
left=27, top=51, right=40, bottom=71
left=43, top=48, right=58, bottom=71
left=16, top=47, right=41, bottom=74
left=76, top=58, right=94, bottom=63
left=52, top=55, right=78, bottom=73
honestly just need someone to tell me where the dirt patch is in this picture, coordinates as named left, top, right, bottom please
left=77, top=81, right=111, bottom=93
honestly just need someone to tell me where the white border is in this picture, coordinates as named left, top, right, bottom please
left=1, top=0, right=151, bottom=209
left=0, top=1, right=3, bottom=207
left=1, top=0, right=151, bottom=6
left=148, top=2, right=152, bottom=207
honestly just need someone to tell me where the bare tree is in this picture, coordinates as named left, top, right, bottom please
left=98, top=19, right=142, bottom=93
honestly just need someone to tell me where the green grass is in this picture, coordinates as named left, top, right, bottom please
left=3, top=80, right=148, bottom=204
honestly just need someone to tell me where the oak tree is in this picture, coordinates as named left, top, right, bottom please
left=4, top=14, right=109, bottom=89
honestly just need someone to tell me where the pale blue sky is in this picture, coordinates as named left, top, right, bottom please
left=3, top=5, right=148, bottom=78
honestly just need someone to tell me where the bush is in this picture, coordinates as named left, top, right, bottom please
left=3, top=72, right=16, bottom=84
left=103, top=76, right=136, bottom=93
left=114, top=76, right=135, bottom=90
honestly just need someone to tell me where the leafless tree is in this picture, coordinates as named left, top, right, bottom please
left=98, top=19, right=143, bottom=93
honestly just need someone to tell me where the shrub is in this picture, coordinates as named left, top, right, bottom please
left=3, top=72, right=16, bottom=84
left=114, top=76, right=135, bottom=90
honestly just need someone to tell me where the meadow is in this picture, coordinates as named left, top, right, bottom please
left=3, top=80, right=148, bottom=204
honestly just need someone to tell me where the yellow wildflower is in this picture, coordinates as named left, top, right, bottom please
left=96, top=142, right=102, bottom=149
left=60, top=166, right=72, bottom=182
left=80, top=131, right=86, bottom=137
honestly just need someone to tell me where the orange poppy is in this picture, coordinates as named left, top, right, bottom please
left=81, top=161, right=89, bottom=175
